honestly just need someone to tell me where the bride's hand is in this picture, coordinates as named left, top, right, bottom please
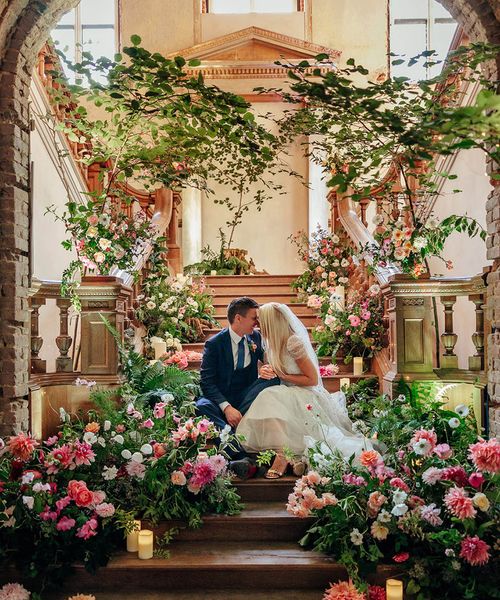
left=259, top=364, right=277, bottom=380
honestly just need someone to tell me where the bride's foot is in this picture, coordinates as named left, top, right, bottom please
left=265, top=453, right=288, bottom=479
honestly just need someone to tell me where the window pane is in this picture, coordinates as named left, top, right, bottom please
left=253, top=0, right=296, bottom=12
left=210, top=0, right=251, bottom=13
left=81, top=0, right=115, bottom=25
left=432, top=0, right=453, bottom=19
left=391, top=22, right=428, bottom=80
left=82, top=27, right=115, bottom=58
left=57, top=8, right=75, bottom=26
left=390, top=0, right=428, bottom=20
left=428, top=21, right=458, bottom=77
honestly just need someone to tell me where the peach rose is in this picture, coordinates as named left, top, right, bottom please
left=85, top=422, right=100, bottom=434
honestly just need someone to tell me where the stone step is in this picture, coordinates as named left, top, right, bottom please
left=149, top=502, right=312, bottom=542
left=234, top=476, right=297, bottom=503
left=209, top=283, right=297, bottom=295
left=46, top=590, right=323, bottom=600
left=63, top=542, right=344, bottom=591
left=212, top=293, right=298, bottom=304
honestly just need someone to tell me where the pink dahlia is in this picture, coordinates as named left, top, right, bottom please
left=440, top=466, right=469, bottom=487
left=0, top=582, right=31, bottom=600
left=468, top=438, right=500, bottom=474
left=72, top=441, right=95, bottom=467
left=459, top=535, right=490, bottom=566
left=323, top=581, right=365, bottom=600
left=444, top=487, right=477, bottom=520
left=368, top=585, right=386, bottom=600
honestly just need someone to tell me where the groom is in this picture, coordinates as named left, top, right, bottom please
left=196, top=296, right=279, bottom=464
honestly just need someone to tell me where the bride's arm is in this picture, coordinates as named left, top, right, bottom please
left=275, top=354, right=318, bottom=387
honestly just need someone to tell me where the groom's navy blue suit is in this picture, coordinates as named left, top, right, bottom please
left=195, top=327, right=279, bottom=457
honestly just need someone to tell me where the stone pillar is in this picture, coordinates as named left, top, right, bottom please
left=308, top=144, right=330, bottom=236
left=182, top=187, right=202, bottom=268
left=78, top=276, right=133, bottom=376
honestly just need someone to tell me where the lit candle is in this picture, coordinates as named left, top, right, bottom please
left=152, top=340, right=167, bottom=360
left=386, top=579, right=403, bottom=600
left=210, top=270, right=217, bottom=276
left=334, top=285, right=345, bottom=309
left=126, top=520, right=141, bottom=552
left=339, top=377, right=350, bottom=389
left=353, top=357, right=363, bottom=376
left=138, top=529, right=154, bottom=560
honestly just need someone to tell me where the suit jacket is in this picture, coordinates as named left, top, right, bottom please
left=200, top=327, right=264, bottom=405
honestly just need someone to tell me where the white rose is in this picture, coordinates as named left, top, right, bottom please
left=140, top=443, right=153, bottom=455
left=146, top=301, right=156, bottom=310
left=103, top=420, right=111, bottom=431
left=391, top=503, right=408, bottom=516
left=392, top=490, right=408, bottom=504
left=83, top=432, right=97, bottom=445
left=131, top=452, right=144, bottom=463
left=121, top=449, right=132, bottom=460
left=349, top=528, right=363, bottom=546
left=129, top=431, right=139, bottom=441
left=22, top=496, right=34, bottom=510
left=98, top=238, right=112, bottom=251
left=113, top=434, right=124, bottom=444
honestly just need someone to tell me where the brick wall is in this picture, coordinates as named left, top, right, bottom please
left=0, top=0, right=498, bottom=435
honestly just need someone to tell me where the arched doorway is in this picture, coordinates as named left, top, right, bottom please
left=0, top=0, right=498, bottom=434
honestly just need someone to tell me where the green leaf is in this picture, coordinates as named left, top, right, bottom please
left=130, top=34, right=142, bottom=46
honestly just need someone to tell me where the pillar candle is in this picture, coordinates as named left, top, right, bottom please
left=353, top=357, right=363, bottom=376
left=126, top=520, right=141, bottom=552
left=152, top=340, right=167, bottom=360
left=334, top=285, right=345, bottom=309
left=386, top=579, right=403, bottom=600
left=138, top=529, right=154, bottom=560
left=210, top=270, right=217, bottom=276
left=339, top=377, right=350, bottom=389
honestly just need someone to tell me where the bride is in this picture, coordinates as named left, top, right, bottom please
left=236, top=302, right=375, bottom=478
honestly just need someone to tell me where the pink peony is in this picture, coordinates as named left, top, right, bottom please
left=56, top=516, right=76, bottom=531
left=190, top=460, right=217, bottom=487
left=45, top=435, right=58, bottom=447
left=0, top=582, right=31, bottom=600
left=39, top=506, right=58, bottom=521
left=468, top=438, right=500, bottom=474
left=459, top=535, right=490, bottom=566
left=95, top=502, right=115, bottom=518
left=434, top=443, right=453, bottom=459
left=209, top=454, right=227, bottom=474
left=323, top=581, right=365, bottom=600
left=126, top=460, right=146, bottom=480
left=468, top=472, right=485, bottom=489
left=8, top=432, right=39, bottom=462
left=444, top=487, right=477, bottom=520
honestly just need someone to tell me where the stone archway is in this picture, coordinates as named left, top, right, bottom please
left=0, top=0, right=498, bottom=434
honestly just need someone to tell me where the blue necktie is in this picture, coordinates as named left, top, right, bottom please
left=236, top=337, right=245, bottom=370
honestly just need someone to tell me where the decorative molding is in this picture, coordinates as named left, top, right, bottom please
left=402, top=298, right=425, bottom=306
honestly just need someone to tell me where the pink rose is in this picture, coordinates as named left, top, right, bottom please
left=171, top=470, right=187, bottom=486
left=468, top=472, right=485, bottom=489
left=348, top=315, right=361, bottom=327
left=95, top=502, right=115, bottom=518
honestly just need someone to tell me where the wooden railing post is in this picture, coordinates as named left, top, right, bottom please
left=29, top=296, right=46, bottom=374
left=440, top=296, right=458, bottom=369
left=55, top=298, right=73, bottom=372
left=78, top=276, right=133, bottom=376
left=469, top=293, right=485, bottom=371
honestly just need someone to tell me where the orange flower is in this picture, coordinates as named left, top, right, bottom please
left=84, top=422, right=100, bottom=434
left=359, top=450, right=382, bottom=469
left=8, top=432, right=39, bottom=461
left=323, top=580, right=365, bottom=600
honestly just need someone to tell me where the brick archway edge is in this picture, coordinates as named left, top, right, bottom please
left=0, top=0, right=498, bottom=434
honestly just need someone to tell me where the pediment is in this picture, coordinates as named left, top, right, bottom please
left=169, top=27, right=340, bottom=64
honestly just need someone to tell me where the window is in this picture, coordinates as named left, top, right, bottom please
left=209, top=0, right=298, bottom=14
left=390, top=0, right=457, bottom=80
left=52, top=0, right=116, bottom=82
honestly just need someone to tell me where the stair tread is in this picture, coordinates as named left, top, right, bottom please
left=105, top=542, right=335, bottom=568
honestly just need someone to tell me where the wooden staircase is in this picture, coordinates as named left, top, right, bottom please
left=52, top=478, right=347, bottom=598
left=183, top=274, right=375, bottom=391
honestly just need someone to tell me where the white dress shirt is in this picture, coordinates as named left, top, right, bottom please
left=219, top=327, right=251, bottom=412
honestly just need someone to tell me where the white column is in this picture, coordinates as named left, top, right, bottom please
left=308, top=142, right=330, bottom=236
left=181, top=187, right=202, bottom=267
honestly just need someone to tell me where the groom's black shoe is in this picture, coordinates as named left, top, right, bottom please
left=229, top=457, right=257, bottom=480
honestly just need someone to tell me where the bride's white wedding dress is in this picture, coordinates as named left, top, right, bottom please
left=237, top=332, right=375, bottom=458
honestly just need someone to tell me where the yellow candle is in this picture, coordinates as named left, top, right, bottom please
left=152, top=340, right=167, bottom=360
left=138, top=529, right=154, bottom=560
left=126, top=520, right=141, bottom=552
left=339, top=377, right=350, bottom=389
left=353, top=357, right=363, bottom=376
left=386, top=579, right=403, bottom=600
left=210, top=270, right=217, bottom=276
left=334, top=285, right=345, bottom=309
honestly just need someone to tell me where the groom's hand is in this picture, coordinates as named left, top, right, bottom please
left=224, top=405, right=243, bottom=428
left=259, top=364, right=277, bottom=380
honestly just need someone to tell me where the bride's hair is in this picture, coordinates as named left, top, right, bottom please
left=258, top=303, right=293, bottom=374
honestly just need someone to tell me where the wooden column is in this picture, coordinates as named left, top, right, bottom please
left=29, top=296, right=46, bottom=374
left=55, top=298, right=73, bottom=372
left=78, top=276, right=133, bottom=376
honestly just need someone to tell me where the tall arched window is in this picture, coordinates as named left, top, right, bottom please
left=53, top=0, right=117, bottom=82
left=208, top=0, right=299, bottom=13
left=390, top=0, right=457, bottom=80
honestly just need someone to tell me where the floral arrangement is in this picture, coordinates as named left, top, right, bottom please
left=164, top=350, right=203, bottom=370
left=365, top=213, right=485, bottom=278
left=312, top=287, right=385, bottom=362
left=287, top=390, right=499, bottom=599
left=323, top=581, right=386, bottom=600
left=290, top=226, right=353, bottom=300
left=0, top=344, right=240, bottom=592
left=319, top=364, right=340, bottom=377
left=47, top=195, right=161, bottom=309
left=135, top=274, right=218, bottom=343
